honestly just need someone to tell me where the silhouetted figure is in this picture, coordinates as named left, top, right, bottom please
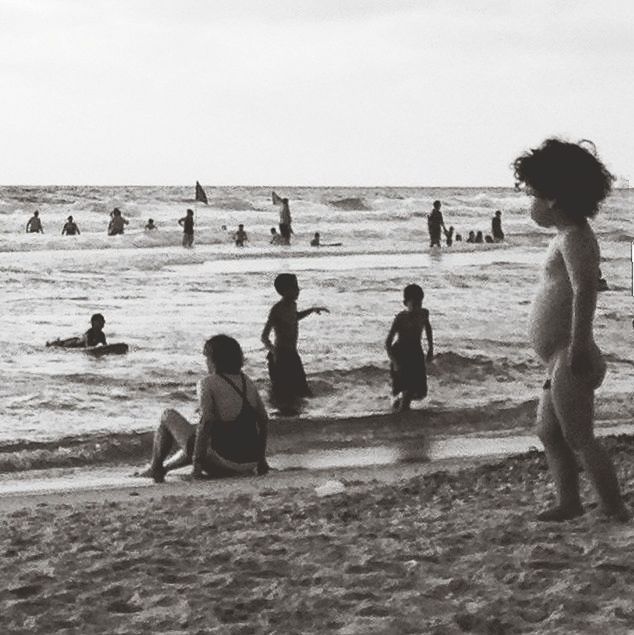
left=26, top=210, right=44, bottom=233
left=145, top=218, right=157, bottom=231
left=475, top=231, right=484, bottom=243
left=385, top=284, right=434, bottom=412
left=310, top=232, right=320, bottom=247
left=427, top=200, right=447, bottom=248
left=261, top=274, right=328, bottom=412
left=444, top=226, right=454, bottom=246
left=108, top=208, right=129, bottom=235
left=179, top=209, right=195, bottom=247
left=485, top=234, right=494, bottom=243
left=492, top=210, right=505, bottom=241
left=466, top=231, right=476, bottom=243
left=455, top=233, right=462, bottom=242
left=270, top=227, right=283, bottom=245
left=234, top=224, right=248, bottom=247
left=62, top=215, right=80, bottom=235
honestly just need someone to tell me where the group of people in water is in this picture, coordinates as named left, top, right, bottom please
left=140, top=138, right=631, bottom=524
left=427, top=201, right=506, bottom=248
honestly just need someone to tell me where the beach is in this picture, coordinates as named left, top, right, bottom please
left=1, top=435, right=632, bottom=634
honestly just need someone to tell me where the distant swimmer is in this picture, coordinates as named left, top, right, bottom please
left=485, top=234, right=494, bottom=243
left=427, top=200, right=447, bottom=248
left=26, top=210, right=44, bottom=234
left=492, top=210, right=505, bottom=241
left=62, top=215, right=80, bottom=236
left=475, top=231, right=484, bottom=243
left=47, top=313, right=107, bottom=348
left=466, top=230, right=476, bottom=243
left=455, top=233, right=462, bottom=241
left=385, top=284, right=433, bottom=412
left=444, top=225, right=455, bottom=247
left=108, top=208, right=129, bottom=235
left=145, top=218, right=157, bottom=231
left=270, top=227, right=284, bottom=245
left=310, top=232, right=342, bottom=247
left=234, top=224, right=248, bottom=247
left=273, top=192, right=293, bottom=244
left=178, top=209, right=195, bottom=247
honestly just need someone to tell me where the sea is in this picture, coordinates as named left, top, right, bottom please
left=1, top=185, right=632, bottom=468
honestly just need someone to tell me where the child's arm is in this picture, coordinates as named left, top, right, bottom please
left=254, top=391, right=270, bottom=474
left=385, top=317, right=398, bottom=362
left=261, top=309, right=276, bottom=354
left=297, top=307, right=329, bottom=320
left=560, top=230, right=599, bottom=375
left=424, top=313, right=434, bottom=361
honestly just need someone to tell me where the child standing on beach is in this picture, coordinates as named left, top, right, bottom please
left=261, top=273, right=328, bottom=411
left=514, top=138, right=629, bottom=522
left=385, top=284, right=433, bottom=412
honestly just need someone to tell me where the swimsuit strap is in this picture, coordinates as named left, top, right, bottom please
left=217, top=373, right=248, bottom=402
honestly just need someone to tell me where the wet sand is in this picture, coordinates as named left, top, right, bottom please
left=0, top=436, right=632, bottom=634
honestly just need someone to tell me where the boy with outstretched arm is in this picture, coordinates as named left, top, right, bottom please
left=261, top=273, right=328, bottom=411
left=514, top=138, right=629, bottom=522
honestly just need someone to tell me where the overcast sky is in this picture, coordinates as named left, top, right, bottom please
left=1, top=0, right=632, bottom=185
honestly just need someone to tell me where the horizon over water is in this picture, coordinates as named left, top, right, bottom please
left=1, top=185, right=633, bottom=467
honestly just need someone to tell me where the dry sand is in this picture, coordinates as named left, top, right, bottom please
left=0, top=436, right=632, bottom=634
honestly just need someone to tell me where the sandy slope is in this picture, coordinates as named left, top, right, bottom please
left=0, top=437, right=632, bottom=634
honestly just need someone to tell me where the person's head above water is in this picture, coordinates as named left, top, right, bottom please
left=403, top=283, right=424, bottom=308
left=186, top=209, right=194, bottom=217
left=513, top=138, right=614, bottom=221
left=203, top=334, right=243, bottom=374
left=433, top=200, right=441, bottom=210
left=90, top=313, right=105, bottom=329
left=270, top=227, right=277, bottom=234
left=274, top=273, right=299, bottom=299
left=314, top=232, right=320, bottom=238
left=67, top=215, right=73, bottom=222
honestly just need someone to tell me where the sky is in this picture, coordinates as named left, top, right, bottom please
left=0, top=0, right=632, bottom=186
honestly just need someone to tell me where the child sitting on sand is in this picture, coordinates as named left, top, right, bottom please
left=270, top=227, right=284, bottom=245
left=385, top=284, right=434, bottom=412
left=261, top=274, right=329, bottom=412
left=143, top=335, right=270, bottom=483
left=47, top=313, right=107, bottom=348
left=514, top=137, right=629, bottom=522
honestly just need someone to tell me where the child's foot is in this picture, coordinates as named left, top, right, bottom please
left=536, top=504, right=584, bottom=522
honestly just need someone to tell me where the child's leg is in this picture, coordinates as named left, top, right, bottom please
left=535, top=380, right=583, bottom=520
left=550, top=351, right=629, bottom=520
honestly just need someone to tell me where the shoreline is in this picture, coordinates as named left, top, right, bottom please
left=1, top=435, right=632, bottom=633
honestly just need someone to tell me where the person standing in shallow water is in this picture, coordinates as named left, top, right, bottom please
left=261, top=273, right=328, bottom=413
left=62, top=215, right=80, bottom=235
left=385, top=284, right=434, bottom=412
left=492, top=210, right=505, bottom=241
left=108, top=208, right=129, bottom=235
left=514, top=137, right=629, bottom=522
left=427, top=200, right=447, bottom=248
left=179, top=209, right=195, bottom=247
left=26, top=210, right=44, bottom=233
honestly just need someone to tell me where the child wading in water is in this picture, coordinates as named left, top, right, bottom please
left=514, top=138, right=629, bottom=522
left=261, top=274, right=328, bottom=413
left=385, top=284, right=433, bottom=411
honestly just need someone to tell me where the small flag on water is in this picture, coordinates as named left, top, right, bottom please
left=195, top=181, right=208, bottom=205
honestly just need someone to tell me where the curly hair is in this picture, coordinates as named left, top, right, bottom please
left=513, top=138, right=614, bottom=219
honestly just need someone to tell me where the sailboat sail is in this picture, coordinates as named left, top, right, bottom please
left=195, top=181, right=208, bottom=205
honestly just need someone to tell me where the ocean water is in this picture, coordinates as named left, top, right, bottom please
left=1, top=185, right=633, bottom=449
